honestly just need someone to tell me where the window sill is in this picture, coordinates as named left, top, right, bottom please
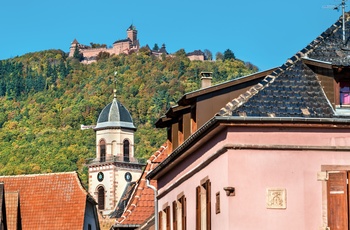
left=335, top=106, right=350, bottom=116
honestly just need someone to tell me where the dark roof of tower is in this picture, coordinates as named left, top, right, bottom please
left=187, top=50, right=204, bottom=56
left=113, top=38, right=132, bottom=44
left=95, top=98, right=136, bottom=130
left=158, top=44, right=168, bottom=54
left=127, top=24, right=137, bottom=31
left=71, top=39, right=79, bottom=44
left=218, top=13, right=350, bottom=119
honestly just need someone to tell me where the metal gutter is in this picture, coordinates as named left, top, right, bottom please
left=146, top=178, right=158, bottom=230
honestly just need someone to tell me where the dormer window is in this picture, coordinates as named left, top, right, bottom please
left=340, top=81, right=350, bottom=107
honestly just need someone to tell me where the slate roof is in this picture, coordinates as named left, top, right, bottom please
left=95, top=98, right=136, bottom=130
left=114, top=142, right=169, bottom=227
left=219, top=13, right=350, bottom=118
left=186, top=50, right=204, bottom=56
left=110, top=182, right=136, bottom=218
left=0, top=172, right=96, bottom=230
left=127, top=24, right=137, bottom=31
left=113, top=38, right=132, bottom=44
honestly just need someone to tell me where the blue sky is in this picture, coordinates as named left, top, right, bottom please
left=0, top=0, right=343, bottom=70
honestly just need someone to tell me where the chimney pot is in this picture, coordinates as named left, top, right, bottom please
left=200, top=72, right=213, bottom=89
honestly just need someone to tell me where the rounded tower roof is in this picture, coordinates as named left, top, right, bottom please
left=95, top=98, right=136, bottom=131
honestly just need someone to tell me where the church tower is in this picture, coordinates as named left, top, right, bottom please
left=87, top=87, right=144, bottom=215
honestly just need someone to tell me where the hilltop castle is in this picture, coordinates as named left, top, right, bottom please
left=69, top=24, right=206, bottom=63
left=69, top=24, right=140, bottom=63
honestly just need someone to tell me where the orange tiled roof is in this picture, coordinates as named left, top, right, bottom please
left=115, top=141, right=169, bottom=226
left=0, top=172, right=92, bottom=230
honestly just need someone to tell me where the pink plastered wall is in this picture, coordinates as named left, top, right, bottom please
left=157, top=126, right=350, bottom=230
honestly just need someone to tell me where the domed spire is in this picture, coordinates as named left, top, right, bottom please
left=95, top=72, right=136, bottom=130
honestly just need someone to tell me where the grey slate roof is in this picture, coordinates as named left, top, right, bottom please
left=95, top=98, right=136, bottom=130
left=110, top=182, right=136, bottom=218
left=218, top=13, right=350, bottom=118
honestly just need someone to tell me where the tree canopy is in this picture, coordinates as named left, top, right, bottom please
left=0, top=49, right=259, bottom=185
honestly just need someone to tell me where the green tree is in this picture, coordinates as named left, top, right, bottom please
left=215, top=52, right=224, bottom=60
left=203, top=49, right=212, bottom=60
left=153, top=43, right=159, bottom=51
left=96, top=51, right=110, bottom=61
left=73, top=46, right=84, bottom=61
left=223, top=49, right=235, bottom=60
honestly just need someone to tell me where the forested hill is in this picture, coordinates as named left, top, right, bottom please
left=0, top=49, right=258, bottom=182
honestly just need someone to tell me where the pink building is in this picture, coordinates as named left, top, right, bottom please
left=146, top=13, right=350, bottom=230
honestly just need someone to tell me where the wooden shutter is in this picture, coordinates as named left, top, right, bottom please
left=183, top=196, right=187, bottom=230
left=206, top=180, right=211, bottom=230
left=327, top=171, right=348, bottom=230
left=166, top=206, right=171, bottom=230
left=196, top=186, right=201, bottom=230
left=159, top=211, right=163, bottom=230
left=173, top=201, right=177, bottom=230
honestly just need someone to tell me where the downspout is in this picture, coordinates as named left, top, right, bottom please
left=146, top=178, right=158, bottom=230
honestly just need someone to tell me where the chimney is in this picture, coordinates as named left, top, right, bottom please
left=200, top=72, right=213, bottom=89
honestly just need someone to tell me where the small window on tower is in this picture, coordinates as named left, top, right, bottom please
left=99, top=140, right=106, bottom=162
left=97, top=186, right=105, bottom=210
left=123, top=139, right=130, bottom=162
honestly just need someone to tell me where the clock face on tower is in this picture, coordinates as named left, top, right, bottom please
left=125, top=172, right=132, bottom=182
left=97, top=172, right=104, bottom=182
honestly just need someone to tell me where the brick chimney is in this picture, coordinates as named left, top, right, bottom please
left=200, top=72, right=213, bottom=89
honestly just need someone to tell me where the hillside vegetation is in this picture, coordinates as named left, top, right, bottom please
left=0, top=49, right=258, bottom=183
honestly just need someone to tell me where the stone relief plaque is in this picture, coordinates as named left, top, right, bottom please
left=266, top=188, right=287, bottom=209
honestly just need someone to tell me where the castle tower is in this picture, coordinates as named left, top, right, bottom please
left=68, top=38, right=80, bottom=57
left=87, top=88, right=144, bottom=215
left=126, top=24, right=137, bottom=44
left=126, top=24, right=140, bottom=50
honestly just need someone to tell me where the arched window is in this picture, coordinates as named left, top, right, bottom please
left=97, top=186, right=105, bottom=210
left=100, top=140, right=106, bottom=162
left=123, top=139, right=130, bottom=162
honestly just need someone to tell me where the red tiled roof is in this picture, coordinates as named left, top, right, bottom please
left=116, top=141, right=169, bottom=226
left=5, top=192, right=19, bottom=230
left=0, top=172, right=92, bottom=230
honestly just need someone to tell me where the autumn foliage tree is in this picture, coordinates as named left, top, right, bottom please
left=0, top=49, right=259, bottom=185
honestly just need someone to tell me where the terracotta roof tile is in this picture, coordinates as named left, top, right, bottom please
left=0, top=172, right=92, bottom=230
left=115, top=142, right=169, bottom=226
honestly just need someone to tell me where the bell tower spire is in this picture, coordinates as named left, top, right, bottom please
left=86, top=77, right=143, bottom=216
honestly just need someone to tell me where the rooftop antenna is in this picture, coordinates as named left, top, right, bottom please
left=323, top=0, right=347, bottom=45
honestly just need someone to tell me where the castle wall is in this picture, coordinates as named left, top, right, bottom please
left=112, top=41, right=131, bottom=55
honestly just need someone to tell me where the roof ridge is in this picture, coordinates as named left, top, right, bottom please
left=0, top=171, right=76, bottom=178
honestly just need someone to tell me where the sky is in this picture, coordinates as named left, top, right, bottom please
left=0, top=0, right=344, bottom=70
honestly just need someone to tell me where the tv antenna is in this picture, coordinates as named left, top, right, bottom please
left=323, top=0, right=348, bottom=44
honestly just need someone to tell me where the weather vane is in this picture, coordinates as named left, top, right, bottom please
left=323, top=0, right=348, bottom=45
